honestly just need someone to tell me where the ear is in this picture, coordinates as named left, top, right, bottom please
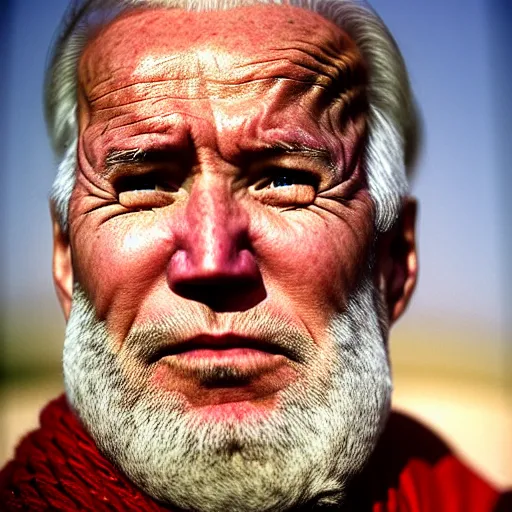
left=374, top=197, right=418, bottom=324
left=52, top=209, right=73, bottom=320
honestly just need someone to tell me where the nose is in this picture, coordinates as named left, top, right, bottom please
left=167, top=177, right=265, bottom=312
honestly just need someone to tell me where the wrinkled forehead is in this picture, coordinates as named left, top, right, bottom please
left=78, top=5, right=364, bottom=94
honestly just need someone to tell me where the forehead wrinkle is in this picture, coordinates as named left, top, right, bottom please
left=89, top=84, right=227, bottom=109
left=82, top=48, right=202, bottom=103
left=135, top=42, right=363, bottom=90
left=86, top=56, right=359, bottom=107
left=260, top=41, right=366, bottom=93
left=80, top=6, right=366, bottom=97
left=88, top=76, right=281, bottom=113
left=87, top=78, right=201, bottom=104
left=78, top=5, right=368, bottom=172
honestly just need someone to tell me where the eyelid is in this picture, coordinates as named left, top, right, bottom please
left=253, top=168, right=319, bottom=191
left=104, top=147, right=188, bottom=176
left=112, top=167, right=182, bottom=194
left=249, top=153, right=334, bottom=182
left=253, top=181, right=316, bottom=207
left=118, top=189, right=176, bottom=209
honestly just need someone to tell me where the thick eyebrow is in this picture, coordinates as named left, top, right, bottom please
left=105, top=148, right=174, bottom=166
left=270, top=142, right=331, bottom=158
left=103, top=148, right=180, bottom=178
left=103, top=143, right=336, bottom=178
left=105, top=148, right=147, bottom=166
left=256, top=142, right=336, bottom=173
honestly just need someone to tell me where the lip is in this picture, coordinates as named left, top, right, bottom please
left=151, top=334, right=292, bottom=380
left=149, top=334, right=293, bottom=363
left=148, top=333, right=299, bottom=406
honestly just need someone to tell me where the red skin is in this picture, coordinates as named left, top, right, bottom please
left=54, top=5, right=412, bottom=417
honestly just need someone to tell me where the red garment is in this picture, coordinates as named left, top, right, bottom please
left=345, top=412, right=511, bottom=511
left=0, top=395, right=509, bottom=511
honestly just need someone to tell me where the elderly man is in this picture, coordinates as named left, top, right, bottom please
left=1, top=0, right=508, bottom=510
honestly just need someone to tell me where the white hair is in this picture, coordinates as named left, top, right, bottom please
left=45, top=0, right=419, bottom=233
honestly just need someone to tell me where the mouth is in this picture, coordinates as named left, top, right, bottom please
left=150, top=334, right=294, bottom=385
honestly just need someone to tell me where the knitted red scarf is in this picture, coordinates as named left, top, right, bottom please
left=0, top=395, right=171, bottom=511
left=1, top=394, right=507, bottom=511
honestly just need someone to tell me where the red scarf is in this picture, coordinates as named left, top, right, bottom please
left=0, top=395, right=507, bottom=511
left=0, top=395, right=171, bottom=511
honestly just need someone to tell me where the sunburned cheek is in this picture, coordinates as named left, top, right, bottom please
left=295, top=247, right=349, bottom=312
left=258, top=217, right=353, bottom=327
left=78, top=219, right=174, bottom=332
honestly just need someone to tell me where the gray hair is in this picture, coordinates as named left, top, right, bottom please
left=45, top=0, right=419, bottom=233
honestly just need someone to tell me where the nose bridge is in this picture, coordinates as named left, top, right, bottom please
left=185, top=174, right=240, bottom=270
left=167, top=170, right=264, bottom=311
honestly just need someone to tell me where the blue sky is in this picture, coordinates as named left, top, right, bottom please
left=1, top=0, right=507, bottom=343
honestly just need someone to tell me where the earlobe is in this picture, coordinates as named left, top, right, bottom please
left=52, top=213, right=73, bottom=320
left=375, top=197, right=418, bottom=324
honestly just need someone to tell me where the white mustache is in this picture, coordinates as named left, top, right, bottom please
left=123, top=304, right=316, bottom=366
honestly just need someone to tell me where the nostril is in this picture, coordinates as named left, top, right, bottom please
left=168, top=247, right=259, bottom=282
left=167, top=246, right=266, bottom=312
left=172, top=275, right=267, bottom=312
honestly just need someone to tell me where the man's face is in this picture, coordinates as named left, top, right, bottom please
left=54, top=5, right=400, bottom=510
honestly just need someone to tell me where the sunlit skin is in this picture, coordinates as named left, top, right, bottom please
left=53, top=5, right=417, bottom=419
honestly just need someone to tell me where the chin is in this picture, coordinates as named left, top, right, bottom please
left=63, top=277, right=391, bottom=512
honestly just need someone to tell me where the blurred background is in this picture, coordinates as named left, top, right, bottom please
left=1, top=0, right=510, bottom=489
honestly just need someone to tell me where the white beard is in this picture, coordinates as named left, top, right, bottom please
left=63, top=276, right=391, bottom=511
